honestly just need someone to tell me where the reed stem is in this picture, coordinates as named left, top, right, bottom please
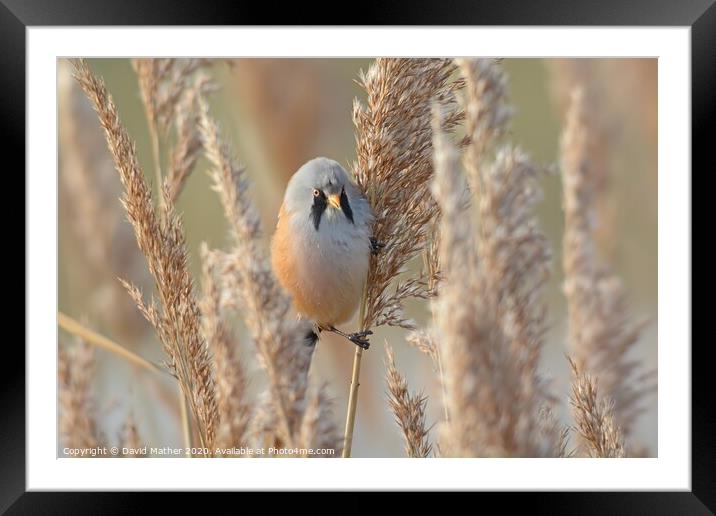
left=149, top=122, right=165, bottom=211
left=58, top=311, right=166, bottom=375
left=342, top=243, right=370, bottom=457
left=178, top=383, right=192, bottom=456
left=342, top=346, right=363, bottom=457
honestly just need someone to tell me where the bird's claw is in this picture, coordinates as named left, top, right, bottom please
left=348, top=330, right=373, bottom=350
left=370, top=238, right=385, bottom=256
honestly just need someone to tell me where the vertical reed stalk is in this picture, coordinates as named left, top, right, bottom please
left=178, top=384, right=192, bottom=455
left=342, top=346, right=363, bottom=457
left=342, top=190, right=372, bottom=458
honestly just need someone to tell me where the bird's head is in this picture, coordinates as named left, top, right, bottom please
left=283, top=157, right=370, bottom=231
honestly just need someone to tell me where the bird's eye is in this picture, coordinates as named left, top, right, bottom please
left=313, top=189, right=321, bottom=197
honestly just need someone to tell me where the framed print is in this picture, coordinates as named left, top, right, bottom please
left=6, top=0, right=710, bottom=511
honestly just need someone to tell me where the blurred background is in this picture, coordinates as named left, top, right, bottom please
left=58, top=58, right=657, bottom=457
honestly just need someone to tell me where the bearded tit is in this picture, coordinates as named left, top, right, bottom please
left=271, top=157, right=383, bottom=349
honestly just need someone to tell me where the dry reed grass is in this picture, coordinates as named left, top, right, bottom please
left=58, top=338, right=101, bottom=451
left=199, top=245, right=251, bottom=451
left=568, top=357, right=625, bottom=458
left=548, top=59, right=621, bottom=260
left=431, top=58, right=559, bottom=457
left=561, top=88, right=653, bottom=441
left=352, top=58, right=465, bottom=332
left=132, top=59, right=216, bottom=205
left=385, top=345, right=433, bottom=458
left=58, top=57, right=655, bottom=460
left=198, top=96, right=341, bottom=454
left=71, top=58, right=219, bottom=452
left=342, top=58, right=465, bottom=456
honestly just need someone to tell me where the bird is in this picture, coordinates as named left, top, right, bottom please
left=271, top=157, right=382, bottom=349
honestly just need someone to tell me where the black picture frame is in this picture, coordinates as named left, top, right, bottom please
left=5, top=0, right=709, bottom=512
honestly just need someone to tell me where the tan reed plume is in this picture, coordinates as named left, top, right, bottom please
left=58, top=338, right=102, bottom=452
left=568, top=357, right=625, bottom=458
left=132, top=59, right=214, bottom=204
left=548, top=59, right=620, bottom=259
left=431, top=58, right=559, bottom=457
left=132, top=58, right=213, bottom=135
left=167, top=74, right=217, bottom=203
left=199, top=244, right=251, bottom=451
left=296, top=386, right=342, bottom=456
left=197, top=96, right=341, bottom=455
left=342, top=58, right=466, bottom=457
left=352, top=58, right=465, bottom=332
left=71, top=58, right=219, bottom=452
left=385, top=345, right=433, bottom=458
left=561, top=87, right=652, bottom=442
left=405, top=328, right=438, bottom=365
left=455, top=58, right=512, bottom=189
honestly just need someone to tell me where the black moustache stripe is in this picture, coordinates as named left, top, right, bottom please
left=311, top=192, right=327, bottom=230
left=340, top=188, right=354, bottom=224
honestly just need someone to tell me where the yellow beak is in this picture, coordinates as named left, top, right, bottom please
left=327, top=194, right=341, bottom=210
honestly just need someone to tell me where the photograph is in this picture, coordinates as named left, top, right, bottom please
left=56, top=56, right=658, bottom=459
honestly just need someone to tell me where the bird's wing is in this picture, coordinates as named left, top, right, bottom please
left=276, top=201, right=287, bottom=229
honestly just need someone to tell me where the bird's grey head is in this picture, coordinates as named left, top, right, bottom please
left=284, top=157, right=370, bottom=231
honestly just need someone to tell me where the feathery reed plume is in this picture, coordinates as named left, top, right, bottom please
left=58, top=59, right=149, bottom=340
left=71, top=59, right=218, bottom=452
left=132, top=58, right=213, bottom=205
left=561, top=88, right=652, bottom=441
left=548, top=59, right=618, bottom=258
left=58, top=338, right=101, bottom=452
left=405, top=327, right=450, bottom=424
left=132, top=58, right=212, bottom=136
left=121, top=413, right=146, bottom=457
left=430, top=107, right=484, bottom=455
left=297, top=386, right=343, bottom=456
left=432, top=59, right=557, bottom=457
left=167, top=74, right=217, bottom=203
left=407, top=217, right=451, bottom=423
left=549, top=60, right=610, bottom=190
left=200, top=244, right=251, bottom=451
left=352, top=58, right=465, bottom=332
left=541, top=405, right=572, bottom=458
left=385, top=345, right=433, bottom=458
left=198, top=96, right=340, bottom=454
left=405, top=328, right=438, bottom=365
left=568, top=357, right=625, bottom=458
left=455, top=58, right=512, bottom=189
left=343, top=58, right=465, bottom=457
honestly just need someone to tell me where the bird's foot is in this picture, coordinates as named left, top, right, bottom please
left=347, top=330, right=373, bottom=350
left=370, top=237, right=386, bottom=256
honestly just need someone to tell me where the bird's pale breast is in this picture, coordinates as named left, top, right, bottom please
left=271, top=204, right=370, bottom=327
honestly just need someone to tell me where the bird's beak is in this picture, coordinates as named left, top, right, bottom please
left=327, top=194, right=341, bottom=210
